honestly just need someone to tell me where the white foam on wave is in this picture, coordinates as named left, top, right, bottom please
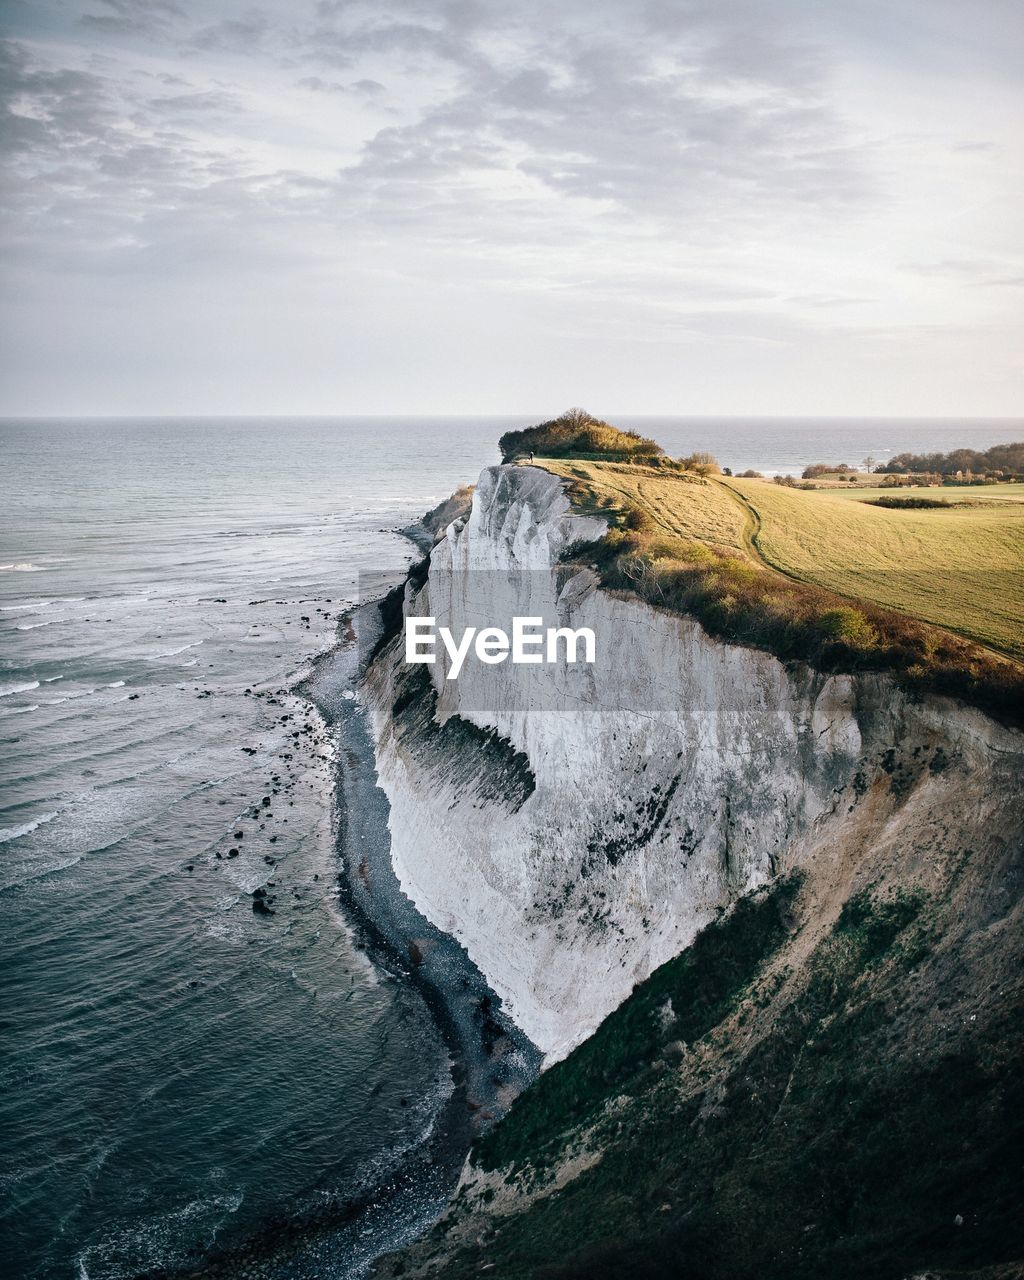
left=107, top=680, right=126, bottom=688
left=0, top=563, right=49, bottom=572
left=45, top=688, right=96, bottom=705
left=0, top=600, right=54, bottom=611
left=16, top=618, right=65, bottom=631
left=72, top=1187, right=246, bottom=1280
left=148, top=640, right=203, bottom=660
left=0, top=703, right=39, bottom=717
left=0, top=679, right=40, bottom=698
left=0, top=811, right=58, bottom=843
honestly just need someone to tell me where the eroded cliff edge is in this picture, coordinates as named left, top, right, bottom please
left=361, top=465, right=1023, bottom=1065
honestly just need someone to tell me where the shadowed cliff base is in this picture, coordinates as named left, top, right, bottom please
left=376, top=825, right=1023, bottom=1279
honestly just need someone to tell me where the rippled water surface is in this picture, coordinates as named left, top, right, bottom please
left=0, top=418, right=508, bottom=1279
left=0, top=415, right=1016, bottom=1279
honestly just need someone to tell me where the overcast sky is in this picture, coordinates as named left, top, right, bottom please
left=1, top=0, right=1022, bottom=416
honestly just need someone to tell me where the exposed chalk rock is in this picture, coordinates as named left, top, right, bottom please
left=364, top=465, right=1020, bottom=1063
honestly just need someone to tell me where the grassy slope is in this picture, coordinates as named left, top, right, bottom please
left=726, top=477, right=1024, bottom=659
left=543, top=458, right=1024, bottom=662
left=543, top=459, right=749, bottom=554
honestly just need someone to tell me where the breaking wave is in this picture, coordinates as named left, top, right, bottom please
left=0, top=811, right=58, bottom=844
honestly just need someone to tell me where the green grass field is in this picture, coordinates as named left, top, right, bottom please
left=534, top=458, right=1024, bottom=663
left=725, top=477, right=1024, bottom=658
left=826, top=481, right=1024, bottom=503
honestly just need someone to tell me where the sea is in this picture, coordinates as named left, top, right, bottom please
left=1, top=415, right=1018, bottom=1280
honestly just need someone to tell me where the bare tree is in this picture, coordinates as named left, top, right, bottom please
left=621, top=555, right=663, bottom=598
left=559, top=407, right=601, bottom=429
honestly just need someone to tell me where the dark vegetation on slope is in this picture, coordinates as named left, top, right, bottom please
left=562, top=486, right=1024, bottom=730
left=403, top=873, right=1023, bottom=1280
left=866, top=494, right=962, bottom=509
left=499, top=408, right=663, bottom=464
left=418, top=484, right=475, bottom=540
left=365, top=553, right=431, bottom=665
left=475, top=878, right=803, bottom=1174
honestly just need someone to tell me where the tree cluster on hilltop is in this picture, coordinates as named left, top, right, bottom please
left=498, top=408, right=663, bottom=463
left=876, top=441, right=1024, bottom=476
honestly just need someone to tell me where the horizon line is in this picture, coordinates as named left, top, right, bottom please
left=2, top=412, right=1022, bottom=423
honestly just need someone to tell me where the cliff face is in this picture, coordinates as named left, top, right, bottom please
left=363, top=465, right=1020, bottom=1063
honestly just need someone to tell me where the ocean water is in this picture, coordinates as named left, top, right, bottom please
left=0, top=418, right=509, bottom=1280
left=0, top=415, right=1018, bottom=1280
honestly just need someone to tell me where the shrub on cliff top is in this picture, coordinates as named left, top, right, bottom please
left=815, top=607, right=878, bottom=648
left=680, top=451, right=722, bottom=476
left=499, top=408, right=663, bottom=463
left=867, top=495, right=953, bottom=510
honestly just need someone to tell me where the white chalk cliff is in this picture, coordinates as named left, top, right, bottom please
left=363, top=465, right=1020, bottom=1063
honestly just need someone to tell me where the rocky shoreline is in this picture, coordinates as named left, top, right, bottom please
left=311, top=602, right=541, bottom=1125
left=139, top=587, right=539, bottom=1280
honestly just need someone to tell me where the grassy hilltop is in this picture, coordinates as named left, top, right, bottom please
left=510, top=416, right=1024, bottom=724
left=498, top=408, right=663, bottom=463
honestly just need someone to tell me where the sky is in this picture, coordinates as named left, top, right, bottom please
left=0, top=0, right=1022, bottom=416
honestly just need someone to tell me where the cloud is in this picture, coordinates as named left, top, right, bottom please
left=185, top=12, right=271, bottom=55
left=146, top=88, right=240, bottom=112
left=3, top=0, right=870, bottom=281
left=0, top=2, right=1021, bottom=414
left=0, top=37, right=262, bottom=289
left=976, top=275, right=1024, bottom=289
left=296, top=74, right=388, bottom=96
left=0, top=41, right=116, bottom=156
left=322, top=17, right=868, bottom=251
left=900, top=257, right=1024, bottom=289
left=80, top=0, right=185, bottom=37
